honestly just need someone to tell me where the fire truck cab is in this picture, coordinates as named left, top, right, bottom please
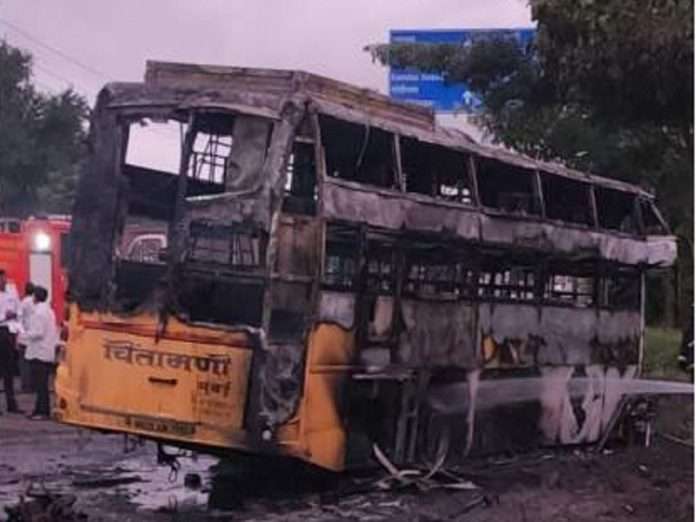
left=0, top=215, right=71, bottom=322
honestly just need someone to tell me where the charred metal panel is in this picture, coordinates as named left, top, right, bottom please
left=69, top=89, right=125, bottom=309
left=257, top=342, right=305, bottom=427
left=398, top=300, right=477, bottom=367
left=318, top=291, right=355, bottom=330
left=479, top=304, right=640, bottom=367
left=274, top=216, right=318, bottom=276
left=479, top=215, right=677, bottom=267
left=323, top=180, right=480, bottom=240
left=323, top=180, right=676, bottom=267
left=269, top=281, right=312, bottom=340
left=536, top=364, right=638, bottom=445
left=595, top=310, right=641, bottom=366
left=368, top=296, right=395, bottom=342
left=246, top=337, right=306, bottom=436
left=424, top=364, right=638, bottom=457
left=225, top=115, right=272, bottom=193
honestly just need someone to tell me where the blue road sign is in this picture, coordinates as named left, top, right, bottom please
left=389, top=28, right=535, bottom=113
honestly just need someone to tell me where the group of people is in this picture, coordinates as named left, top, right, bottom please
left=0, top=270, right=58, bottom=420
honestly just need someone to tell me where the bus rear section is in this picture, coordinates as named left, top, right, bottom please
left=55, top=63, right=355, bottom=471
left=56, top=310, right=253, bottom=448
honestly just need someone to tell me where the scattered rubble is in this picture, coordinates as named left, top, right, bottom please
left=4, top=485, right=87, bottom=522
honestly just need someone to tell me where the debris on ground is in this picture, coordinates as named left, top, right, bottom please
left=71, top=475, right=142, bottom=489
left=4, top=484, right=87, bottom=522
left=371, top=444, right=479, bottom=492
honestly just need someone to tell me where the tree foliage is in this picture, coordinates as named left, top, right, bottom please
left=533, top=0, right=693, bottom=129
left=368, top=0, right=693, bottom=325
left=0, top=40, right=89, bottom=216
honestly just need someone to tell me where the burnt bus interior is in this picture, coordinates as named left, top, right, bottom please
left=111, top=107, right=663, bottom=321
left=68, top=63, right=676, bottom=466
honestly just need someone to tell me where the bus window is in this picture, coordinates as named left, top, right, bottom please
left=0, top=219, right=21, bottom=233
left=543, top=265, right=596, bottom=307
left=640, top=199, right=669, bottom=235
left=188, top=222, right=265, bottom=268
left=283, top=140, right=317, bottom=215
left=400, top=137, right=473, bottom=204
left=320, top=115, right=398, bottom=189
left=365, top=245, right=396, bottom=294
left=116, top=112, right=270, bottom=314
left=476, top=158, right=542, bottom=216
left=595, top=187, right=639, bottom=234
left=323, top=223, right=359, bottom=291
left=324, top=244, right=356, bottom=291
left=478, top=257, right=537, bottom=302
left=541, top=174, right=594, bottom=226
left=404, top=249, right=476, bottom=298
left=602, top=270, right=641, bottom=310
left=126, top=234, right=165, bottom=264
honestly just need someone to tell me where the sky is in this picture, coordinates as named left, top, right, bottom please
left=0, top=1, right=533, bottom=165
left=0, top=0, right=532, bottom=101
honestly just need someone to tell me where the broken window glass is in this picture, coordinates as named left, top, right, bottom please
left=541, top=174, right=594, bottom=226
left=320, top=115, right=397, bottom=189
left=476, top=158, right=541, bottom=216
left=595, top=187, right=639, bottom=234
left=401, top=138, right=473, bottom=203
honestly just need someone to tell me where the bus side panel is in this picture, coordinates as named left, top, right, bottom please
left=293, top=323, right=355, bottom=471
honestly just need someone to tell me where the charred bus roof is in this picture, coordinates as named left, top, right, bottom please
left=70, top=60, right=676, bottom=312
left=101, top=60, right=653, bottom=200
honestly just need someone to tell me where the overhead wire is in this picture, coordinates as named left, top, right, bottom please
left=0, top=17, right=184, bottom=143
left=0, top=17, right=110, bottom=80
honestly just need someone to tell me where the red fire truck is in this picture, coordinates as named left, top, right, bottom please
left=0, top=215, right=71, bottom=321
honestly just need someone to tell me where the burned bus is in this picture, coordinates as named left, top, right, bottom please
left=55, top=61, right=677, bottom=471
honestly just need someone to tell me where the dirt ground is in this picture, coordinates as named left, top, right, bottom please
left=0, top=388, right=693, bottom=522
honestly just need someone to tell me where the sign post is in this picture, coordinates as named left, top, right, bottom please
left=389, top=28, right=535, bottom=113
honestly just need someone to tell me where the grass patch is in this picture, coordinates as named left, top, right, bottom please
left=643, top=327, right=687, bottom=380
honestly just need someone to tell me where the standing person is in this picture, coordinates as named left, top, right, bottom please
left=17, top=282, right=35, bottom=392
left=22, top=286, right=57, bottom=420
left=0, top=269, right=21, bottom=414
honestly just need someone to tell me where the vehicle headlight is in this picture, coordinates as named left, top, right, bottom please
left=33, top=232, right=51, bottom=251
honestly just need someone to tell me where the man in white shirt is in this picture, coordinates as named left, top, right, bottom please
left=22, top=286, right=57, bottom=420
left=17, top=282, right=35, bottom=392
left=0, top=269, right=21, bottom=414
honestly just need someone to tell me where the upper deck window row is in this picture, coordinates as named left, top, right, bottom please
left=318, top=115, right=667, bottom=236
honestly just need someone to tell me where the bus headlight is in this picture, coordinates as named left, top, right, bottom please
left=33, top=231, right=51, bottom=251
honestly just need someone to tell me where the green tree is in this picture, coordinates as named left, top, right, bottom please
left=0, top=40, right=89, bottom=216
left=368, top=0, right=693, bottom=326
